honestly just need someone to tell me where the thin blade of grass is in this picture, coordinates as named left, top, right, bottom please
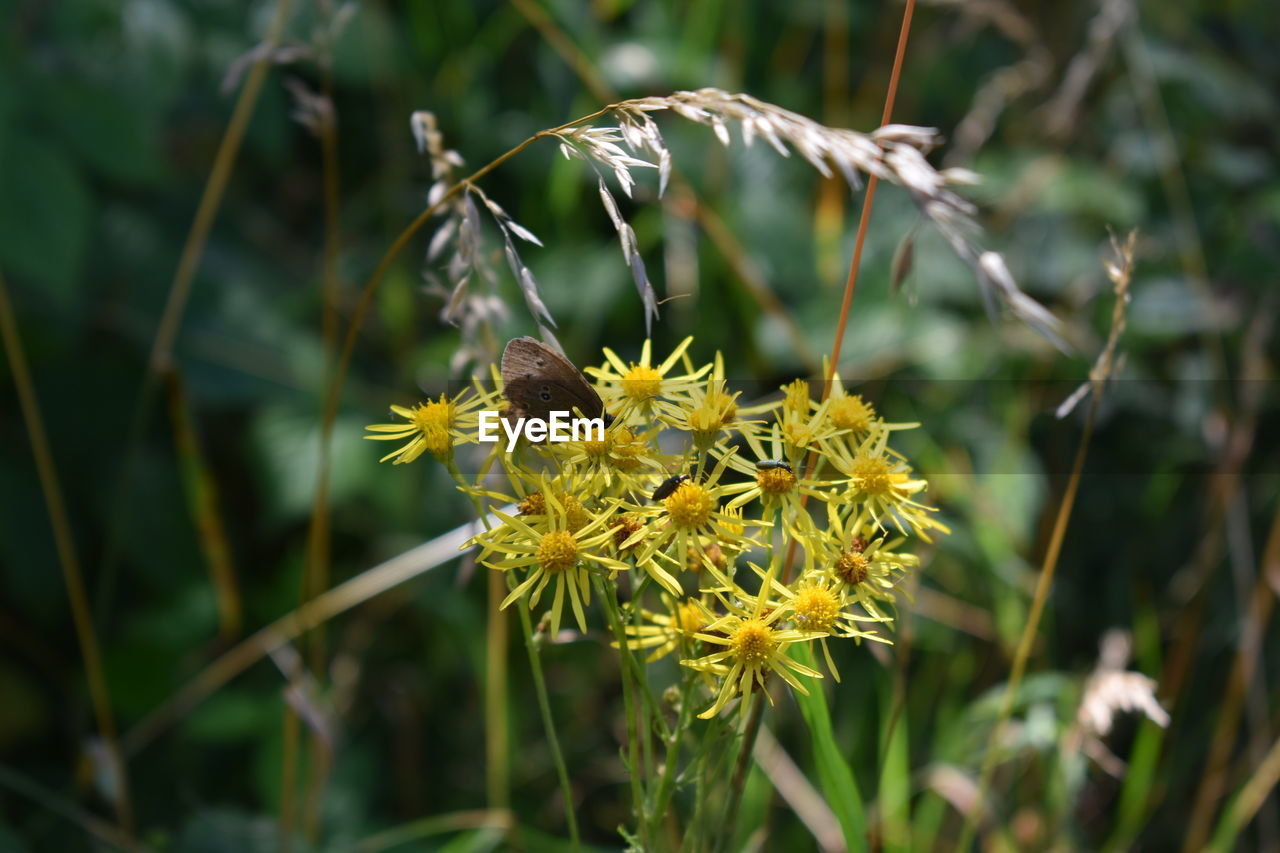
left=163, top=369, right=242, bottom=639
left=1207, top=730, right=1280, bottom=853
left=1103, top=594, right=1166, bottom=851
left=0, top=764, right=146, bottom=853
left=0, top=270, right=133, bottom=834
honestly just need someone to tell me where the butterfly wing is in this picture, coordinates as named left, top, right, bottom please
left=501, top=337, right=606, bottom=422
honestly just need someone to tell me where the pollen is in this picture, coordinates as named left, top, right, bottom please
left=781, top=420, right=815, bottom=448
left=665, top=481, right=715, bottom=528
left=537, top=530, right=579, bottom=573
left=792, top=586, right=839, bottom=632
left=849, top=453, right=893, bottom=495
left=756, top=466, right=796, bottom=494
left=730, top=619, right=776, bottom=665
left=611, top=514, right=644, bottom=550
left=836, top=550, right=869, bottom=585
left=410, top=395, right=455, bottom=433
left=518, top=492, right=547, bottom=515
left=622, top=364, right=663, bottom=401
left=829, top=394, right=876, bottom=433
left=609, top=427, right=645, bottom=471
left=518, top=491, right=589, bottom=531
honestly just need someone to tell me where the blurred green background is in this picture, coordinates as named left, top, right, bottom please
left=1, top=0, right=1278, bottom=850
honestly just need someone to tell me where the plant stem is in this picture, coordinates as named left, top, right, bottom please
left=600, top=578, right=647, bottom=847
left=517, top=599, right=580, bottom=848
left=0, top=270, right=134, bottom=837
left=449, top=463, right=512, bottom=816
left=718, top=694, right=764, bottom=853
left=650, top=663, right=699, bottom=840
left=787, top=0, right=917, bottom=584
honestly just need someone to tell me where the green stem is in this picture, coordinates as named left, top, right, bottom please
left=600, top=578, right=647, bottom=847
left=718, top=694, right=764, bottom=853
left=649, top=659, right=699, bottom=840
left=517, top=598, right=580, bottom=848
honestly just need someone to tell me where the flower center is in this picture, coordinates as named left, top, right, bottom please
left=792, top=586, right=839, bottom=631
left=730, top=619, right=776, bottom=665
left=849, top=453, right=893, bottom=495
left=836, top=550, right=869, bottom=585
left=688, top=389, right=738, bottom=435
left=609, top=427, right=645, bottom=470
left=582, top=433, right=610, bottom=457
left=518, top=491, right=589, bottom=531
left=829, top=395, right=875, bottom=432
left=781, top=420, right=815, bottom=449
left=622, top=364, right=663, bottom=400
left=665, top=482, right=715, bottom=528
left=783, top=379, right=811, bottom=418
left=517, top=492, right=547, bottom=515
left=410, top=396, right=454, bottom=434
left=610, top=514, right=644, bottom=550
left=756, top=467, right=796, bottom=494
left=537, top=531, right=579, bottom=573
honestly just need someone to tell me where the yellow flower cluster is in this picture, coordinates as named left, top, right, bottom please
left=367, top=338, right=947, bottom=719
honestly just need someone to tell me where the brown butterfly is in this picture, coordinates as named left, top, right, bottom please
left=501, top=337, right=614, bottom=427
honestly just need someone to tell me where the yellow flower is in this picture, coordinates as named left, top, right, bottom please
left=470, top=489, right=628, bottom=634
left=823, top=366, right=917, bottom=442
left=364, top=390, right=485, bottom=464
left=774, top=382, right=842, bottom=453
left=812, top=503, right=921, bottom=623
left=617, top=595, right=714, bottom=662
left=680, top=573, right=824, bottom=719
left=587, top=337, right=710, bottom=422
left=755, top=562, right=889, bottom=682
left=720, top=424, right=840, bottom=542
left=551, top=423, right=672, bottom=498
left=823, top=423, right=949, bottom=538
left=667, top=352, right=764, bottom=449
left=627, top=450, right=765, bottom=595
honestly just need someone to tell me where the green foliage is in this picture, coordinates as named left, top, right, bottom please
left=2, top=0, right=1278, bottom=850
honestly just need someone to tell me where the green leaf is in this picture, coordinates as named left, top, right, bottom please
left=877, top=673, right=911, bottom=852
left=0, top=133, right=91, bottom=304
left=36, top=78, right=166, bottom=185
left=792, top=644, right=868, bottom=852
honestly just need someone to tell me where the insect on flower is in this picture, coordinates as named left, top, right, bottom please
left=651, top=473, right=691, bottom=501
